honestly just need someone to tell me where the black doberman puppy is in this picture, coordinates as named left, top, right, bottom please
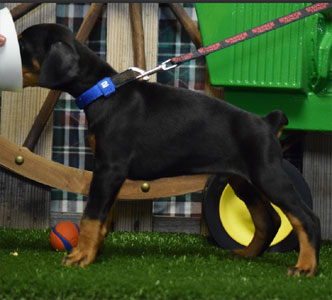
left=18, top=23, right=320, bottom=276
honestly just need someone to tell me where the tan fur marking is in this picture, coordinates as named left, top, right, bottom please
left=101, top=200, right=118, bottom=236
left=22, top=59, right=40, bottom=87
left=63, top=218, right=105, bottom=267
left=32, top=58, right=40, bottom=71
left=88, top=134, right=96, bottom=155
left=230, top=176, right=276, bottom=257
left=286, top=213, right=317, bottom=276
left=277, top=126, right=284, bottom=138
left=233, top=201, right=269, bottom=257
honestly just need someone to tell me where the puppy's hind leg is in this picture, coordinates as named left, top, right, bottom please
left=252, top=164, right=321, bottom=276
left=229, top=175, right=281, bottom=258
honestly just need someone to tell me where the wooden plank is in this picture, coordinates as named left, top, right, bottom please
left=111, top=200, right=153, bottom=232
left=0, top=135, right=209, bottom=199
left=153, top=216, right=201, bottom=234
left=0, top=166, right=50, bottom=229
left=51, top=203, right=154, bottom=233
left=119, top=174, right=209, bottom=200
left=303, top=132, right=332, bottom=240
left=50, top=211, right=202, bottom=234
left=50, top=212, right=82, bottom=227
left=0, top=135, right=91, bottom=195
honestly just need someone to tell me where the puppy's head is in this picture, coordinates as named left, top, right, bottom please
left=19, top=24, right=80, bottom=90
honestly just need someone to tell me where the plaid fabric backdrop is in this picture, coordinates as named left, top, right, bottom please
left=51, top=3, right=205, bottom=217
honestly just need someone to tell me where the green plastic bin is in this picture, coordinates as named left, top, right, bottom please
left=196, top=3, right=332, bottom=131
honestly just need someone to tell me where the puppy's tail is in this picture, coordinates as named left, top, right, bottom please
left=263, top=109, right=288, bottom=137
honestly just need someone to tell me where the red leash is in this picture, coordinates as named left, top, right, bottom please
left=171, top=3, right=332, bottom=65
left=113, top=3, right=332, bottom=87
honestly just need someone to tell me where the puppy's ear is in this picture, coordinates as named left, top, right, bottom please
left=39, top=41, right=79, bottom=89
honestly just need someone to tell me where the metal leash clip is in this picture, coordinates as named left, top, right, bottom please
left=128, top=59, right=178, bottom=81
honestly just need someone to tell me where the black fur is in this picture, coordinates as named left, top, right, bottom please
left=19, top=24, right=320, bottom=274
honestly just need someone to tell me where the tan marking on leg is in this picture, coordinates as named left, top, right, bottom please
left=230, top=176, right=279, bottom=257
left=233, top=206, right=266, bottom=257
left=101, top=199, right=118, bottom=236
left=63, top=218, right=106, bottom=267
left=233, top=200, right=277, bottom=257
left=88, top=134, right=96, bottom=155
left=285, top=213, right=317, bottom=276
left=90, top=200, right=119, bottom=254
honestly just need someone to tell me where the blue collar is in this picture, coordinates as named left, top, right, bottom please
left=75, top=77, right=116, bottom=109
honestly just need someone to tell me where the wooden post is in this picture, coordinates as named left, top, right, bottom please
left=168, top=3, right=202, bottom=48
left=129, top=3, right=146, bottom=69
left=10, top=3, right=41, bottom=21
left=76, top=3, right=105, bottom=43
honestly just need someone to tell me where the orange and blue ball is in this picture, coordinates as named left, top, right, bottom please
left=50, top=221, right=80, bottom=251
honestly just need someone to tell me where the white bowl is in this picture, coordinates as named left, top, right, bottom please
left=0, top=7, right=23, bottom=91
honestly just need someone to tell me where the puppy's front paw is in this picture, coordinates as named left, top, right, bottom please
left=61, top=218, right=104, bottom=267
left=62, top=246, right=97, bottom=267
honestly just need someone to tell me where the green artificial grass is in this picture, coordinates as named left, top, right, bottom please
left=1, top=228, right=332, bottom=300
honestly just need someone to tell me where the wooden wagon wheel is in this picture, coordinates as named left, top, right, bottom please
left=0, top=3, right=210, bottom=201
left=0, top=134, right=209, bottom=199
